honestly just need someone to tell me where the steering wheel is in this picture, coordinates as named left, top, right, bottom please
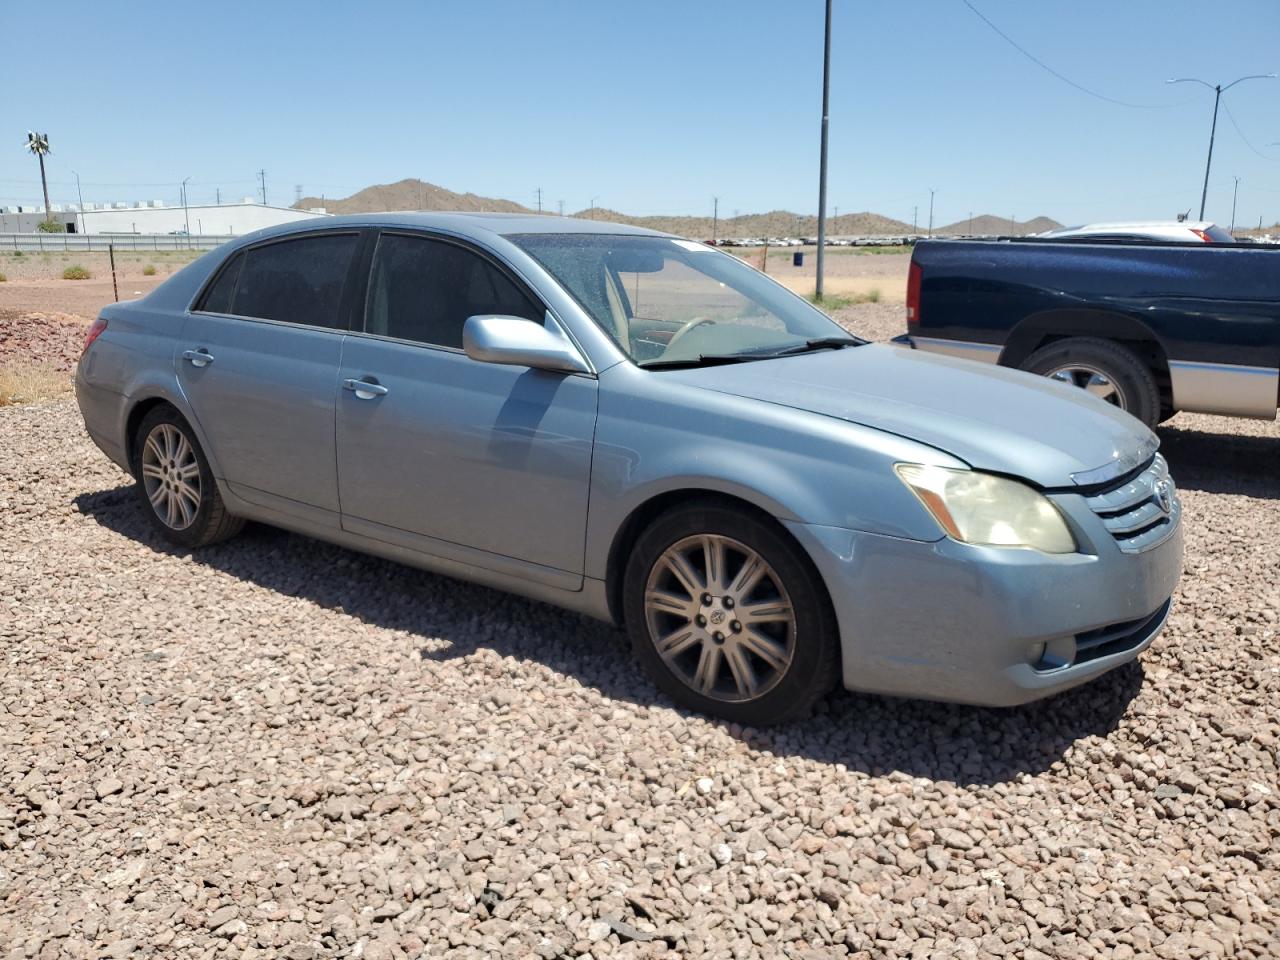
left=665, top=316, right=716, bottom=353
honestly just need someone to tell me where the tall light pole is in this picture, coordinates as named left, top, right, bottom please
left=712, top=197, right=719, bottom=244
left=590, top=195, right=599, bottom=220
left=1167, top=74, right=1276, bottom=220
left=72, top=170, right=85, bottom=235
left=1230, top=176, right=1240, bottom=234
left=927, top=189, right=935, bottom=237
left=181, top=177, right=192, bottom=239
left=815, top=0, right=832, bottom=299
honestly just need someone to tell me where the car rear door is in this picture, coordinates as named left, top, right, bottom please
left=335, top=230, right=597, bottom=588
left=177, top=230, right=362, bottom=524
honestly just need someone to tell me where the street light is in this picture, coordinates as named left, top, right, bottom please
left=815, top=0, right=832, bottom=299
left=590, top=195, right=599, bottom=220
left=181, top=176, right=192, bottom=243
left=1166, top=74, right=1276, bottom=220
left=72, top=170, right=85, bottom=235
left=927, top=189, right=935, bottom=238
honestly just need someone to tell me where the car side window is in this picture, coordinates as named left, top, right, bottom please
left=365, top=233, right=542, bottom=348
left=229, top=234, right=358, bottom=329
left=196, top=252, right=245, bottom=314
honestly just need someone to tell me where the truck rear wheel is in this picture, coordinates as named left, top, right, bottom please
left=1020, top=338, right=1160, bottom=427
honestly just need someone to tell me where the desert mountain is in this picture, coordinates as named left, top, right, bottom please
left=567, top=209, right=915, bottom=238
left=935, top=214, right=1063, bottom=236
left=295, top=180, right=1059, bottom=237
left=295, top=178, right=532, bottom=215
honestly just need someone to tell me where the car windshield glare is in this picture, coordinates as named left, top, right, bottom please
left=509, top=233, right=853, bottom=366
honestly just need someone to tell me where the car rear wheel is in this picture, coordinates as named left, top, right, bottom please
left=1020, top=337, right=1160, bottom=426
left=623, top=501, right=838, bottom=725
left=132, top=405, right=243, bottom=548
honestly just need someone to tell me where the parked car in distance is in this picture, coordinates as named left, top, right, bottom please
left=900, top=236, right=1280, bottom=426
left=77, top=214, right=1182, bottom=724
left=1037, top=220, right=1235, bottom=243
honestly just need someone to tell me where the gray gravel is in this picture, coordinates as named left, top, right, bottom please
left=2, top=391, right=1278, bottom=960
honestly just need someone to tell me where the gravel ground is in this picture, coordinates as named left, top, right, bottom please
left=2, top=332, right=1279, bottom=959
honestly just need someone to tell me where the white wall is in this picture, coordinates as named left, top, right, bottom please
left=74, top=202, right=328, bottom=236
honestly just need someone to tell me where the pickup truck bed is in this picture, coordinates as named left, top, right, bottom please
left=899, top=238, right=1280, bottom=426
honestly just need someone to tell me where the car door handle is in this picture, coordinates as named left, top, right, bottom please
left=182, top=349, right=214, bottom=367
left=343, top=377, right=389, bottom=399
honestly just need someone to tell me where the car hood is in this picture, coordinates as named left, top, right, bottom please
left=666, top=343, right=1157, bottom=488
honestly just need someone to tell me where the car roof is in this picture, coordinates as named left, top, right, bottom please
left=237, top=211, right=674, bottom=244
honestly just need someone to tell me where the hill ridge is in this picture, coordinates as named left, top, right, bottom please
left=295, top=179, right=1060, bottom=236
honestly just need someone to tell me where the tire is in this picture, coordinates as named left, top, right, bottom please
left=623, top=501, right=839, bottom=725
left=1020, top=337, right=1161, bottom=427
left=131, top=405, right=243, bottom=548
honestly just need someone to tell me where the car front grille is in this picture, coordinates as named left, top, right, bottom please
left=1084, top=454, right=1180, bottom=554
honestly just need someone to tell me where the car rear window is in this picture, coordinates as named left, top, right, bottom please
left=223, top=233, right=358, bottom=328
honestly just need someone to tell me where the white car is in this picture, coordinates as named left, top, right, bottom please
left=1037, top=220, right=1235, bottom=244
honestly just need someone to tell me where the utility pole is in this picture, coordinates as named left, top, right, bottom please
left=712, top=197, right=719, bottom=244
left=912, top=206, right=918, bottom=233
left=295, top=184, right=302, bottom=205
left=590, top=196, right=598, bottom=220
left=536, top=187, right=542, bottom=213
left=72, top=170, right=85, bottom=235
left=815, top=0, right=832, bottom=299
left=558, top=200, right=564, bottom=217
left=968, top=211, right=973, bottom=235
left=216, top=187, right=221, bottom=205
left=1230, top=176, right=1240, bottom=234
left=258, top=169, right=267, bottom=206
left=181, top=176, right=191, bottom=238
left=927, top=189, right=935, bottom=238
left=1167, top=74, right=1275, bottom=220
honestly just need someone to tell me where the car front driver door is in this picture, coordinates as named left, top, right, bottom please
left=335, top=231, right=598, bottom=589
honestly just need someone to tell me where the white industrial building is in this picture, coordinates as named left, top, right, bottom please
left=0, top=199, right=329, bottom=236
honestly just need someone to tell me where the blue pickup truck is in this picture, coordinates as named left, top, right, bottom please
left=898, top=238, right=1280, bottom=426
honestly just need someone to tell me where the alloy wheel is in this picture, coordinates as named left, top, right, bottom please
left=140, top=423, right=201, bottom=530
left=1046, top=363, right=1126, bottom=408
left=643, top=534, right=797, bottom=703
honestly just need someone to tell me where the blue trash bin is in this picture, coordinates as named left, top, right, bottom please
left=793, top=251, right=804, bottom=267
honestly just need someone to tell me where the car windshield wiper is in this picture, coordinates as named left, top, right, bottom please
left=767, top=336, right=866, bottom=357
left=637, top=353, right=772, bottom=370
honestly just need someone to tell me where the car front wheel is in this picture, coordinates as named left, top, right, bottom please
left=623, top=501, right=839, bottom=725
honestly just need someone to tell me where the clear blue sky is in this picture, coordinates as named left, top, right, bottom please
left=5, top=0, right=1279, bottom=227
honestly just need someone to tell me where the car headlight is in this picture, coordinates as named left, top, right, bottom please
left=894, top=463, right=1076, bottom=554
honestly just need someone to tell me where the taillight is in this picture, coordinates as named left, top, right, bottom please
left=906, top=260, right=923, bottom=330
left=1190, top=228, right=1213, bottom=243
left=83, top=317, right=107, bottom=354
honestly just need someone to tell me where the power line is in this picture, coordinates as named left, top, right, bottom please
left=960, top=0, right=1180, bottom=110
left=1220, top=100, right=1280, bottom=161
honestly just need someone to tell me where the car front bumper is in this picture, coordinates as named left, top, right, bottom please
left=784, top=502, right=1183, bottom=707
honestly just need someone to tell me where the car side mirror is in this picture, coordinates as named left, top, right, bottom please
left=463, top=313, right=591, bottom=375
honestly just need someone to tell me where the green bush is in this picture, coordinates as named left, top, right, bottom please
left=0, top=272, right=7, bottom=282
left=142, top=264, right=157, bottom=276
left=36, top=219, right=66, bottom=233
left=62, top=265, right=90, bottom=280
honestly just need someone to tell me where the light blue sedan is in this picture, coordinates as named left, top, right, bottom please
left=75, top=214, right=1182, bottom=724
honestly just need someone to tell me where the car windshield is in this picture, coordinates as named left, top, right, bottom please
left=510, top=233, right=855, bottom=366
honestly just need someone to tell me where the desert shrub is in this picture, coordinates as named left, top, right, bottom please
left=142, top=264, right=157, bottom=276
left=36, top=219, right=66, bottom=233
left=867, top=288, right=882, bottom=303
left=62, top=265, right=90, bottom=280
left=0, top=272, right=7, bottom=282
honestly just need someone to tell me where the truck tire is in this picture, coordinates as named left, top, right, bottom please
left=1020, top=338, right=1160, bottom=427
